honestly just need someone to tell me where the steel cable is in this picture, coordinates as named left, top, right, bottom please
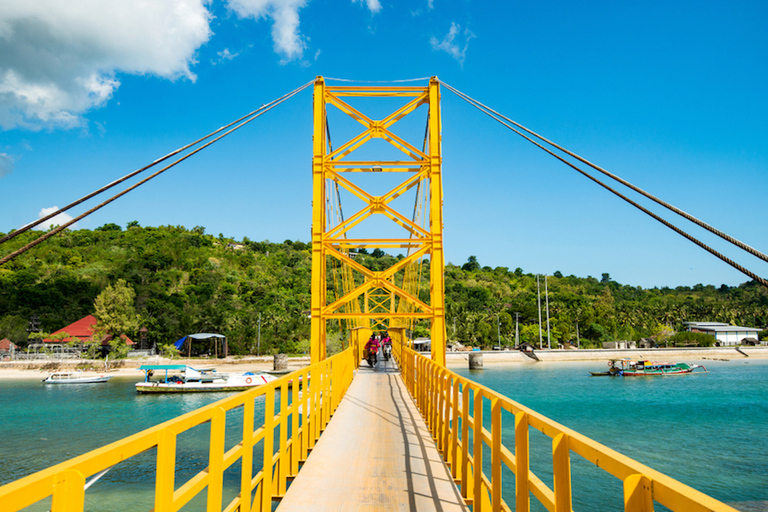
left=0, top=80, right=314, bottom=266
left=441, top=82, right=768, bottom=287
left=441, top=81, right=768, bottom=266
left=0, top=81, right=313, bottom=247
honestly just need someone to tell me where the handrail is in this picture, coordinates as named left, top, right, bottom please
left=394, top=346, right=739, bottom=512
left=0, top=348, right=355, bottom=512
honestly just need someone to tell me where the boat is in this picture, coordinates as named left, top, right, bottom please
left=135, top=365, right=280, bottom=393
left=590, top=359, right=707, bottom=377
left=42, top=371, right=112, bottom=384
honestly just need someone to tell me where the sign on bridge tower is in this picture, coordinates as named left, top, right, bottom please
left=310, top=76, right=447, bottom=366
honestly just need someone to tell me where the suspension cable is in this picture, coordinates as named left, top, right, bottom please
left=0, top=80, right=314, bottom=266
left=1, top=80, right=313, bottom=247
left=441, top=81, right=768, bottom=266
left=441, top=82, right=768, bottom=287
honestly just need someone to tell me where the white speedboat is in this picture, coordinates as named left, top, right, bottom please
left=42, top=371, right=112, bottom=384
left=135, top=365, right=278, bottom=394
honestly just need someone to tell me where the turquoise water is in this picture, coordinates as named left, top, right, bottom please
left=2, top=361, right=767, bottom=511
left=453, top=360, right=768, bottom=511
left=0, top=376, right=272, bottom=511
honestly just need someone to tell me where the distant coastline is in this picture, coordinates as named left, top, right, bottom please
left=2, top=347, right=766, bottom=379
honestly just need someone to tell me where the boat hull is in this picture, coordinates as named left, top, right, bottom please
left=43, top=375, right=112, bottom=384
left=135, top=382, right=264, bottom=393
left=135, top=376, right=301, bottom=394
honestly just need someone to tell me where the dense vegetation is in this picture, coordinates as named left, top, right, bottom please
left=1, top=224, right=766, bottom=354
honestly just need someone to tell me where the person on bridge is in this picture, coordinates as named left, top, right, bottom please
left=364, top=334, right=380, bottom=365
left=381, top=332, right=392, bottom=361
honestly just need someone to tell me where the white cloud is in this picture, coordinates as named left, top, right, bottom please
left=0, top=152, right=13, bottom=177
left=428, top=0, right=434, bottom=9
left=215, top=48, right=241, bottom=64
left=37, top=206, right=76, bottom=230
left=352, top=0, right=382, bottom=14
left=430, top=22, right=476, bottom=65
left=0, top=0, right=213, bottom=130
left=227, top=0, right=309, bottom=63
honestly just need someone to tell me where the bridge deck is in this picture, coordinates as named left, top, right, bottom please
left=278, top=360, right=468, bottom=512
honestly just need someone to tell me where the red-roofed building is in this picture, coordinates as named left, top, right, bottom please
left=44, top=315, right=134, bottom=347
left=0, top=338, right=18, bottom=356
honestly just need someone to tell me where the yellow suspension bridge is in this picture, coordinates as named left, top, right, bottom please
left=0, top=77, right=753, bottom=512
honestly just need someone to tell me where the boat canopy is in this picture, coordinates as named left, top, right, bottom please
left=139, top=365, right=187, bottom=371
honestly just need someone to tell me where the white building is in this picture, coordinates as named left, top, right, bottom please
left=683, top=322, right=762, bottom=346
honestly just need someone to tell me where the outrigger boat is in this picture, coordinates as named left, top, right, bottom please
left=590, top=359, right=707, bottom=377
left=135, top=365, right=279, bottom=394
left=42, top=371, right=112, bottom=384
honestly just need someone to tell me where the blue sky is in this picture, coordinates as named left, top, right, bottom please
left=1, top=0, right=766, bottom=289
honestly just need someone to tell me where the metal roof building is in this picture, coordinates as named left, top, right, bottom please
left=683, top=322, right=762, bottom=346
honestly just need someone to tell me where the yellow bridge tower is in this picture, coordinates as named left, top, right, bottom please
left=310, top=76, right=447, bottom=366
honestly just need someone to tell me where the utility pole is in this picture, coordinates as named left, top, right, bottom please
left=257, top=313, right=262, bottom=356
left=515, top=312, right=520, bottom=347
left=576, top=322, right=580, bottom=348
left=545, top=275, right=551, bottom=349
left=496, top=313, right=501, bottom=348
left=537, top=275, right=543, bottom=348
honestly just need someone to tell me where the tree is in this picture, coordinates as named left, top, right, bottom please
left=93, top=279, right=139, bottom=342
left=462, top=256, right=480, bottom=272
left=96, top=223, right=122, bottom=232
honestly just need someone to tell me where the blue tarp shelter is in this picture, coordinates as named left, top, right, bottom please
left=175, top=333, right=227, bottom=358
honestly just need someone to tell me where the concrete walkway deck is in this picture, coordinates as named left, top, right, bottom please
left=277, top=358, right=468, bottom=512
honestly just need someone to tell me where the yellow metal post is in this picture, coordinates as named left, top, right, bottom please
left=310, top=76, right=327, bottom=364
left=261, top=388, right=275, bottom=511
left=428, top=77, right=447, bottom=367
left=552, top=433, right=572, bottom=512
left=624, top=474, right=654, bottom=512
left=491, top=398, right=502, bottom=512
left=240, top=399, right=255, bottom=512
left=515, top=411, right=530, bottom=512
left=51, top=470, right=85, bottom=512
left=154, top=427, right=176, bottom=512
left=207, top=407, right=226, bottom=512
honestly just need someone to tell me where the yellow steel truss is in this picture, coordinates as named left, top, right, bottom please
left=310, top=77, right=447, bottom=365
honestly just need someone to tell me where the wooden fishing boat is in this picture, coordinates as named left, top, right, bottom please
left=591, top=359, right=707, bottom=377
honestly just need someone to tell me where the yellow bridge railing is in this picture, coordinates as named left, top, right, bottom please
left=395, top=345, right=738, bottom=512
left=0, top=348, right=355, bottom=512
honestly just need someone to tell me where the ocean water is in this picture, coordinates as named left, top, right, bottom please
left=0, top=376, right=272, bottom=512
left=1, top=360, right=767, bottom=511
left=453, top=359, right=768, bottom=511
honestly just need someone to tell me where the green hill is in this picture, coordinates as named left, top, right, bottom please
left=1, top=224, right=766, bottom=353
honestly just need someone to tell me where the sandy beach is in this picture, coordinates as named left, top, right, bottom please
left=2, top=346, right=766, bottom=380
left=0, top=355, right=311, bottom=380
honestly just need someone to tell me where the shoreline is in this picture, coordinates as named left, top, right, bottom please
left=1, top=347, right=766, bottom=379
left=0, top=355, right=310, bottom=380
left=445, top=346, right=768, bottom=366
